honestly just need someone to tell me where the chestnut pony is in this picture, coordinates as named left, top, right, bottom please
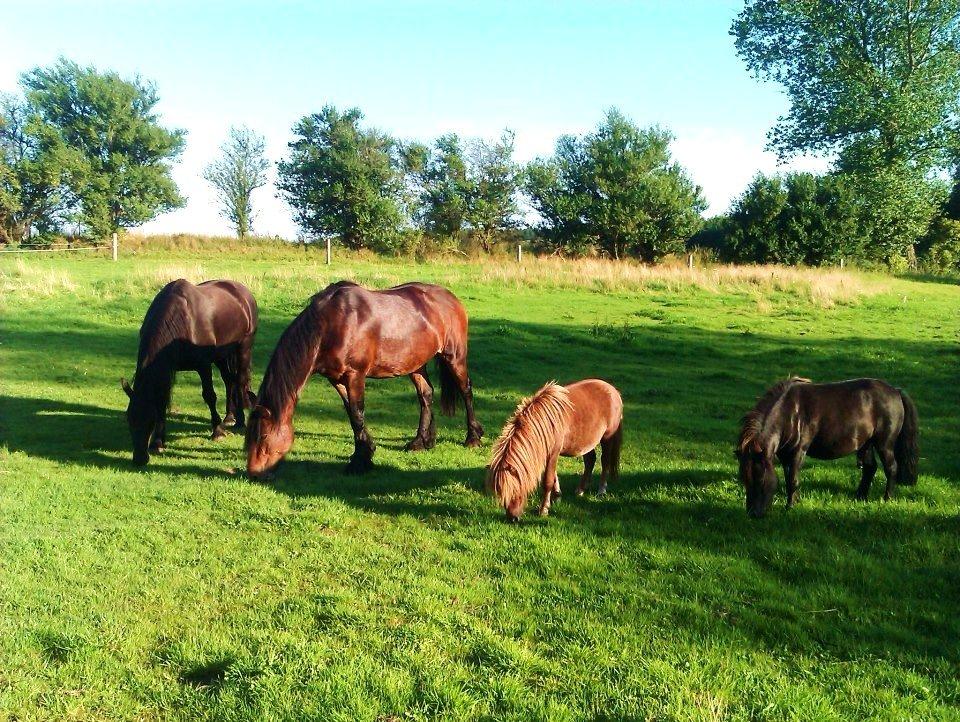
left=737, top=377, right=919, bottom=518
left=487, top=379, right=623, bottom=521
left=246, top=281, right=484, bottom=477
left=121, top=279, right=258, bottom=466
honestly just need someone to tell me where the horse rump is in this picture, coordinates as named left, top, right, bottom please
left=895, top=390, right=919, bottom=486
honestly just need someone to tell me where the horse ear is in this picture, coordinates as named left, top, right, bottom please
left=120, top=378, right=133, bottom=398
left=246, top=390, right=258, bottom=408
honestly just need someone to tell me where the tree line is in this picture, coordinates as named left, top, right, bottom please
left=4, top=1, right=960, bottom=271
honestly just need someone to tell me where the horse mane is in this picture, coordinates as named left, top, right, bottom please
left=738, top=376, right=811, bottom=453
left=257, top=282, right=356, bottom=415
left=487, top=382, right=574, bottom=507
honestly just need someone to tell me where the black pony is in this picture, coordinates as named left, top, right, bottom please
left=122, top=279, right=258, bottom=465
left=737, top=377, right=919, bottom=517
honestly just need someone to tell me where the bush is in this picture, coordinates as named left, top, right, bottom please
left=724, top=172, right=866, bottom=265
left=919, top=217, right=960, bottom=273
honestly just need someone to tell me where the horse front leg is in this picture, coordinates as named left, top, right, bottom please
left=340, top=375, right=375, bottom=474
left=199, top=364, right=226, bottom=440
left=538, top=452, right=560, bottom=517
left=150, top=405, right=167, bottom=454
left=405, top=367, right=436, bottom=451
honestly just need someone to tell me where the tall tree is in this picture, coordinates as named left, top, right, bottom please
left=0, top=93, right=81, bottom=243
left=527, top=109, right=705, bottom=261
left=21, top=58, right=185, bottom=238
left=732, top=1, right=960, bottom=258
left=203, top=126, right=270, bottom=238
left=465, top=131, right=520, bottom=252
left=406, top=133, right=471, bottom=237
left=278, top=105, right=404, bottom=251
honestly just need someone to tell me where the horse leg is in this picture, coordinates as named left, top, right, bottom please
left=234, top=336, right=255, bottom=426
left=538, top=451, right=560, bottom=517
left=405, top=367, right=436, bottom=451
left=150, top=405, right=167, bottom=454
left=577, top=449, right=597, bottom=496
left=445, top=356, right=484, bottom=448
left=199, top=364, right=226, bottom=440
left=784, top=450, right=804, bottom=508
left=342, top=374, right=375, bottom=474
left=216, top=358, right=237, bottom=428
left=598, top=426, right=622, bottom=495
left=855, top=444, right=877, bottom=501
left=878, top=442, right=899, bottom=501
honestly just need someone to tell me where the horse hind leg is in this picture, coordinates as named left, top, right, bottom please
left=199, top=364, right=226, bottom=440
left=878, top=441, right=899, bottom=501
left=577, top=449, right=597, bottom=496
left=598, top=424, right=623, bottom=496
left=405, top=368, right=436, bottom=452
left=216, top=358, right=238, bottom=428
left=439, top=354, right=484, bottom=447
left=855, top=444, right=878, bottom=501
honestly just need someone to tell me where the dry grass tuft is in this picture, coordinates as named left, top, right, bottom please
left=0, top=259, right=79, bottom=297
left=473, top=257, right=880, bottom=307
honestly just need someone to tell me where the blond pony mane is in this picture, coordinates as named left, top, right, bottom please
left=487, top=382, right=574, bottom=508
left=738, top=376, right=811, bottom=453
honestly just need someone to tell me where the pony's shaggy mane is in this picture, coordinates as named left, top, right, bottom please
left=487, top=382, right=574, bottom=508
left=738, top=376, right=811, bottom=453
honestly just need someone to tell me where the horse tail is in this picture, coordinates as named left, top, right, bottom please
left=436, top=356, right=460, bottom=417
left=895, top=390, right=919, bottom=486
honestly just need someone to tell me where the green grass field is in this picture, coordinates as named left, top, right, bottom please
left=1, top=246, right=958, bottom=721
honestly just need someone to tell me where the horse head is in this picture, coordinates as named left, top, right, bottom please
left=246, top=404, right=293, bottom=479
left=121, top=376, right=155, bottom=466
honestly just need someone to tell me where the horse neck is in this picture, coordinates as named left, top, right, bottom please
left=133, top=350, right=175, bottom=409
left=259, top=309, right=321, bottom=425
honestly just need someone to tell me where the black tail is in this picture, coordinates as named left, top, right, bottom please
left=895, top=390, right=919, bottom=486
left=436, top=357, right=459, bottom=416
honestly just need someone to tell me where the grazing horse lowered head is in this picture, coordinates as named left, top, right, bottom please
left=122, top=279, right=258, bottom=466
left=487, top=379, right=623, bottom=521
left=245, top=281, right=484, bottom=478
left=737, top=377, right=919, bottom=518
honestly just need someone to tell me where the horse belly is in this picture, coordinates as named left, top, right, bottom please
left=368, top=335, right=439, bottom=379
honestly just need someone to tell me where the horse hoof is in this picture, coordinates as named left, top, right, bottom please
left=344, top=457, right=374, bottom=475
left=211, top=428, right=227, bottom=441
left=505, top=514, right=521, bottom=524
left=150, top=445, right=166, bottom=455
left=464, top=436, right=482, bottom=449
left=576, top=489, right=586, bottom=497
left=404, top=436, right=434, bottom=452
left=223, top=414, right=236, bottom=427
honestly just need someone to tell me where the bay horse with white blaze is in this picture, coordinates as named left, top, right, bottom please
left=246, top=281, right=484, bottom=477
left=487, top=379, right=623, bottom=521
left=737, top=377, right=919, bottom=518
left=122, top=279, right=258, bottom=466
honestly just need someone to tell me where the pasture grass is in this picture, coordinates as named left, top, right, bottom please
left=0, top=245, right=958, bottom=721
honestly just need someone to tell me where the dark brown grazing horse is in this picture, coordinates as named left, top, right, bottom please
left=122, top=279, right=258, bottom=466
left=737, top=377, right=919, bottom=518
left=487, top=379, right=623, bottom=521
left=245, top=281, right=484, bottom=477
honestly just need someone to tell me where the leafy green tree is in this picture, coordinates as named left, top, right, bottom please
left=406, top=133, right=471, bottom=237
left=0, top=93, right=82, bottom=243
left=278, top=105, right=404, bottom=251
left=21, top=59, right=185, bottom=239
left=204, top=126, right=270, bottom=238
left=732, top=1, right=960, bottom=259
left=526, top=109, right=705, bottom=261
left=726, top=172, right=868, bottom=265
left=465, top=131, right=520, bottom=252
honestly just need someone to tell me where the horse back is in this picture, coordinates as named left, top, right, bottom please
left=561, top=379, right=623, bottom=456
left=790, top=379, right=904, bottom=458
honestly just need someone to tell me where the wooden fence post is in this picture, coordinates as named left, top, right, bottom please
left=687, top=252, right=694, bottom=269
left=840, top=257, right=845, bottom=269
left=517, top=243, right=522, bottom=263
left=326, top=237, right=332, bottom=265
left=112, top=232, right=118, bottom=262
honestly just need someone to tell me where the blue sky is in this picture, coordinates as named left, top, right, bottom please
left=0, top=1, right=825, bottom=237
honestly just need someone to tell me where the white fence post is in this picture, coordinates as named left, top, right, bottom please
left=687, top=252, right=694, bottom=269
left=517, top=243, right=522, bottom=263
left=112, top=232, right=118, bottom=262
